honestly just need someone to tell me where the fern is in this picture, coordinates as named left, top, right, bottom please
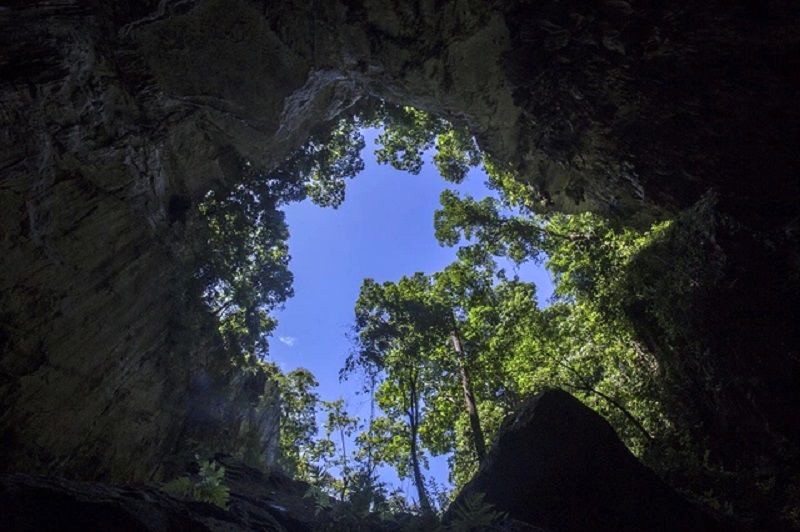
left=445, top=492, right=507, bottom=531
left=303, top=485, right=333, bottom=516
left=162, top=459, right=230, bottom=509
left=195, top=460, right=230, bottom=508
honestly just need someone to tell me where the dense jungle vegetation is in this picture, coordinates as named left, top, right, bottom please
left=193, top=101, right=783, bottom=524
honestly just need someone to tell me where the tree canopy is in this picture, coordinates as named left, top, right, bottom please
left=192, top=101, right=731, bottom=521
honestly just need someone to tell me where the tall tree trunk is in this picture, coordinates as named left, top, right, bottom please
left=366, top=376, right=376, bottom=478
left=407, top=377, right=433, bottom=514
left=451, top=317, right=487, bottom=463
left=339, top=427, right=349, bottom=500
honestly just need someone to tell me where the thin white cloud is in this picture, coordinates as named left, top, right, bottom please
left=278, top=335, right=296, bottom=347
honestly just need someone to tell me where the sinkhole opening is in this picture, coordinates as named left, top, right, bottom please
left=192, top=101, right=699, bottom=514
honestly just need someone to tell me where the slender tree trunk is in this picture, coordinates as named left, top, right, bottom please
left=450, top=316, right=487, bottom=463
left=409, top=419, right=432, bottom=514
left=407, top=377, right=433, bottom=515
left=558, top=361, right=654, bottom=442
left=339, top=427, right=349, bottom=500
left=574, top=383, right=654, bottom=443
left=366, top=376, right=376, bottom=478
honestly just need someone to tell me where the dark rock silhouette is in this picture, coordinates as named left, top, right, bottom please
left=0, top=460, right=314, bottom=532
left=448, top=390, right=728, bottom=532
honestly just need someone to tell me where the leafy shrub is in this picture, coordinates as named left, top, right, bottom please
left=303, top=485, right=334, bottom=516
left=163, top=459, right=230, bottom=509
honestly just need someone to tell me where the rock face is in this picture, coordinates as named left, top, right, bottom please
left=0, top=460, right=315, bottom=532
left=447, top=390, right=726, bottom=532
left=0, top=0, right=798, bottom=504
left=1, top=456, right=437, bottom=531
left=1, top=473, right=259, bottom=532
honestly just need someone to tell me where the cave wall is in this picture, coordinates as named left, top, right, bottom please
left=0, top=1, right=299, bottom=480
left=1, top=0, right=798, bottom=488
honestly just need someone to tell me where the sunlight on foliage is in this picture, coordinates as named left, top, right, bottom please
left=188, top=99, right=740, bottom=518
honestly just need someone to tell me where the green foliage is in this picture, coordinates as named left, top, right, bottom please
left=611, top=195, right=726, bottom=345
left=196, top=113, right=368, bottom=362
left=301, top=119, right=366, bottom=208
left=434, top=191, right=547, bottom=264
left=195, top=460, right=230, bottom=508
left=276, top=367, right=396, bottom=516
left=374, top=106, right=443, bottom=175
left=336, top=112, right=715, bottom=504
left=346, top=255, right=551, bottom=494
left=189, top=99, right=742, bottom=519
left=423, top=146, right=765, bottom=520
left=304, top=484, right=334, bottom=516
left=319, top=398, right=361, bottom=499
left=430, top=185, right=679, bottom=459
left=367, top=102, right=481, bottom=183
left=432, top=129, right=482, bottom=184
left=445, top=492, right=507, bottom=531
left=276, top=368, right=323, bottom=480
left=196, top=167, right=293, bottom=358
left=195, top=100, right=483, bottom=365
left=302, top=471, right=427, bottom=531
left=163, top=459, right=230, bottom=509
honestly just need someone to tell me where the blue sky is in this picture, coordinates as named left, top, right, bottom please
left=268, top=128, right=553, bottom=502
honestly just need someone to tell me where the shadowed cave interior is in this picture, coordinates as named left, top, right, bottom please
left=1, top=1, right=799, bottom=530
